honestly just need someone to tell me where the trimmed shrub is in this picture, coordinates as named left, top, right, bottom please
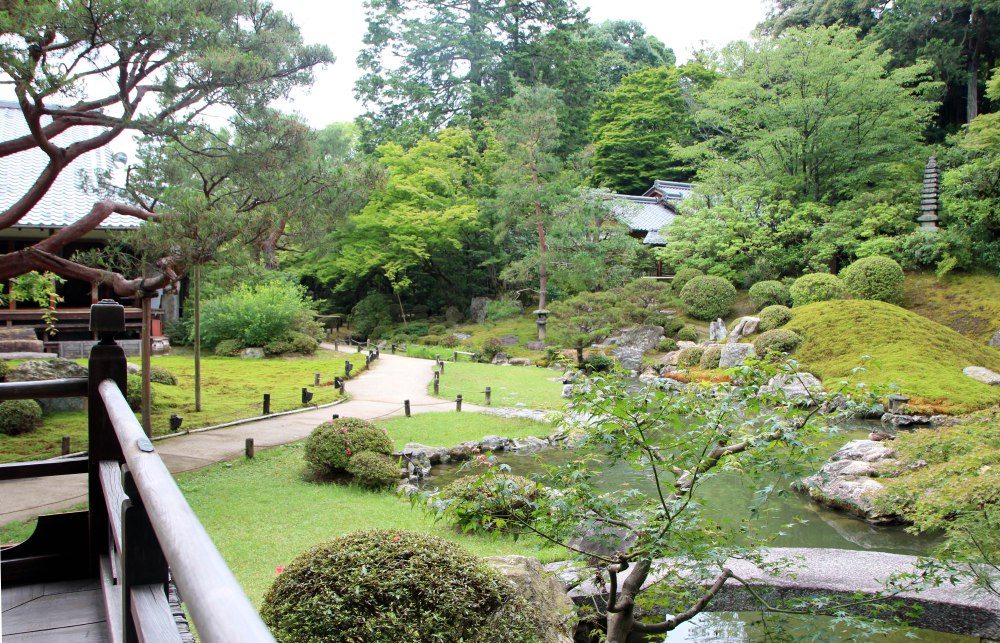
left=672, top=267, right=704, bottom=292
left=654, top=316, right=685, bottom=337
left=345, top=451, right=399, bottom=490
left=0, top=359, right=9, bottom=382
left=656, top=337, right=678, bottom=352
left=486, top=299, right=521, bottom=321
left=304, top=418, right=393, bottom=477
left=753, top=329, right=803, bottom=357
left=201, top=280, right=317, bottom=348
left=790, top=273, right=846, bottom=307
left=149, top=366, right=177, bottom=386
left=125, top=374, right=154, bottom=411
left=0, top=399, right=42, bottom=435
left=479, top=337, right=504, bottom=361
left=758, top=305, right=793, bottom=332
left=351, top=293, right=393, bottom=339
left=840, top=255, right=905, bottom=304
left=676, top=325, right=699, bottom=342
left=699, top=344, right=723, bottom=369
left=438, top=474, right=542, bottom=532
left=214, top=338, right=244, bottom=356
left=261, top=530, right=537, bottom=642
left=264, top=331, right=319, bottom=356
left=677, top=346, right=705, bottom=368
left=583, top=353, right=615, bottom=373
left=680, top=275, right=737, bottom=320
left=748, top=280, right=790, bottom=310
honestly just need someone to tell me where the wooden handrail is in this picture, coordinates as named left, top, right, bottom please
left=0, top=378, right=88, bottom=400
left=98, top=379, right=275, bottom=643
left=0, top=456, right=88, bottom=481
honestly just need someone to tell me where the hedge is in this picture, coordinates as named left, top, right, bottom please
left=680, top=275, right=737, bottom=320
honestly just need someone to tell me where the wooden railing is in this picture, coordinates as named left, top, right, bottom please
left=0, top=300, right=274, bottom=643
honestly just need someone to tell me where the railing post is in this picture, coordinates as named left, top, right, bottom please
left=88, top=300, right=127, bottom=572
left=121, top=465, right=169, bottom=643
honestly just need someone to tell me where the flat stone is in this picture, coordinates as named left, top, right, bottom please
left=508, top=357, right=531, bottom=366
left=240, top=347, right=264, bottom=359
left=794, top=439, right=898, bottom=522
left=511, top=436, right=549, bottom=451
left=676, top=341, right=696, bottom=350
left=659, top=350, right=681, bottom=366
left=480, top=435, right=512, bottom=451
left=451, top=332, right=471, bottom=341
left=526, top=341, right=545, bottom=351
left=881, top=412, right=932, bottom=427
left=499, top=334, right=519, bottom=346
left=718, top=343, right=756, bottom=368
left=963, top=365, right=1000, bottom=385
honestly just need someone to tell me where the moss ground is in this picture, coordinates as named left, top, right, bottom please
left=0, top=351, right=368, bottom=463
left=379, top=411, right=553, bottom=446
left=903, top=272, right=1000, bottom=344
left=427, top=361, right=566, bottom=410
left=786, top=300, right=1000, bottom=414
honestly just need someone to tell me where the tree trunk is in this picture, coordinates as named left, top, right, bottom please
left=394, top=289, right=408, bottom=324
left=140, top=295, right=152, bottom=436
left=605, top=559, right=651, bottom=642
left=576, top=343, right=584, bottom=364
left=967, top=8, right=984, bottom=123
left=194, top=264, right=202, bottom=412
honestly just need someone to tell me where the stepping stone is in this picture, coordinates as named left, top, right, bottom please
left=963, top=366, right=1000, bottom=385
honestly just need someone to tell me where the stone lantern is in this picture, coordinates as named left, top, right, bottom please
left=534, top=309, right=550, bottom=342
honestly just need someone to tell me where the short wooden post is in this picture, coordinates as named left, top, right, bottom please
left=314, top=373, right=320, bottom=386
left=404, top=400, right=411, bottom=417
left=61, top=435, right=70, bottom=455
left=438, top=360, right=445, bottom=374
left=345, top=360, right=353, bottom=377
left=392, top=343, right=397, bottom=354
left=485, top=387, right=491, bottom=406
left=334, top=338, right=339, bottom=351
left=301, top=387, right=313, bottom=404
left=453, top=350, right=458, bottom=362
left=456, top=394, right=463, bottom=412
left=339, top=379, right=346, bottom=394
left=245, top=438, right=255, bottom=459
left=433, top=371, right=440, bottom=394
left=262, top=393, right=271, bottom=415
left=357, top=342, right=362, bottom=353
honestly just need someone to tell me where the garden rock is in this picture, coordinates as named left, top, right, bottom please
left=526, top=341, right=545, bottom=351
left=447, top=443, right=476, bottom=461
left=240, top=347, right=265, bottom=359
left=655, top=377, right=685, bottom=391
left=127, top=363, right=141, bottom=374
left=963, top=366, right=1000, bottom=385
left=638, top=366, right=659, bottom=381
left=9, top=359, right=88, bottom=412
left=562, top=370, right=579, bottom=383
left=452, top=332, right=471, bottom=341
left=607, top=325, right=665, bottom=371
left=762, top=372, right=823, bottom=405
left=989, top=330, right=1000, bottom=347
left=401, top=443, right=450, bottom=465
left=611, top=347, right=644, bottom=372
left=444, top=306, right=464, bottom=324
left=400, top=449, right=432, bottom=480
left=793, top=439, right=899, bottom=523
left=485, top=555, right=576, bottom=643
left=567, top=520, right=638, bottom=560
left=881, top=413, right=932, bottom=428
left=512, top=436, right=549, bottom=452
left=659, top=350, right=681, bottom=366
left=561, top=384, right=574, bottom=398
left=676, top=341, right=696, bottom=350
left=718, top=343, right=756, bottom=368
left=727, top=316, right=760, bottom=343
left=492, top=352, right=509, bottom=365
left=469, top=297, right=491, bottom=324
left=708, top=318, right=728, bottom=342
left=499, top=334, right=519, bottom=346
left=480, top=435, right=512, bottom=451
left=509, top=357, right=531, bottom=366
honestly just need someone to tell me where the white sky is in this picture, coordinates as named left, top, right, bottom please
left=272, top=0, right=772, bottom=128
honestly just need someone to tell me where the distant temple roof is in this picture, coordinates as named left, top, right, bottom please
left=605, top=180, right=694, bottom=245
left=0, top=101, right=140, bottom=230
left=643, top=180, right=693, bottom=201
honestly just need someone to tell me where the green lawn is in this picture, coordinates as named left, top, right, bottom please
left=380, top=411, right=552, bottom=447
left=0, top=351, right=368, bottom=463
left=427, top=361, right=566, bottom=410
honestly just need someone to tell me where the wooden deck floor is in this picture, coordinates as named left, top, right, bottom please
left=2, top=577, right=108, bottom=642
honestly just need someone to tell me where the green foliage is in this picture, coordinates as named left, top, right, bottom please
left=0, top=360, right=8, bottom=382
left=590, top=67, right=692, bottom=193
left=0, top=400, right=42, bottom=436
left=124, top=374, right=154, bottom=412
left=345, top=452, right=400, bottom=491
left=583, top=353, right=616, bottom=373
left=680, top=275, right=737, bottom=320
left=676, top=325, right=699, bottom=342
left=435, top=474, right=542, bottom=533
left=758, top=305, right=793, bottom=332
left=790, top=273, right=846, bottom=306
left=551, top=290, right=621, bottom=357
left=677, top=346, right=705, bottom=367
left=620, top=278, right=673, bottom=322
left=671, top=267, right=704, bottom=292
left=654, top=316, right=685, bottom=337
left=485, top=300, right=521, bottom=322
left=201, top=280, right=316, bottom=348
left=839, top=255, right=905, bottom=304
left=698, top=344, right=723, bottom=369
left=260, top=530, right=538, bottom=642
left=264, top=332, right=319, bottom=356
left=753, top=329, right=803, bottom=358
left=748, top=280, right=790, bottom=310
left=304, top=419, right=393, bottom=478
left=149, top=366, right=177, bottom=386
left=3, top=272, right=64, bottom=336
left=479, top=337, right=505, bottom=362
left=656, top=337, right=678, bottom=352
left=350, top=293, right=393, bottom=339
left=214, top=339, right=244, bottom=357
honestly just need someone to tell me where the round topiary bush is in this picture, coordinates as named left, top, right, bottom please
left=261, top=529, right=538, bottom=642
left=680, top=275, right=737, bottom=320
left=345, top=451, right=399, bottom=490
left=125, top=374, right=154, bottom=411
left=839, top=255, right=905, bottom=304
left=479, top=337, right=504, bottom=361
left=0, top=399, right=42, bottom=435
left=304, top=418, right=393, bottom=477
left=676, top=325, right=699, bottom=342
left=677, top=346, right=705, bottom=368
left=698, top=344, right=723, bottom=369
left=149, top=365, right=177, bottom=386
left=789, top=273, right=846, bottom=307
left=656, top=316, right=685, bottom=337
left=438, top=474, right=542, bottom=532
left=672, top=267, right=704, bottom=292
left=214, top=338, right=244, bottom=356
left=758, top=305, right=793, bottom=332
left=656, top=337, right=678, bottom=353
left=748, top=280, right=790, bottom=310
left=753, top=329, right=803, bottom=357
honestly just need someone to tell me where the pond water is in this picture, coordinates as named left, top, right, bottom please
left=427, top=424, right=976, bottom=642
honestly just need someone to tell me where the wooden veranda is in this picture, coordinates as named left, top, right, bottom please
left=0, top=301, right=273, bottom=642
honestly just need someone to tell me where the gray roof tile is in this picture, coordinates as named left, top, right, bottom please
left=605, top=195, right=678, bottom=245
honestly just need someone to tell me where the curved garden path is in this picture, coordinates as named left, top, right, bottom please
left=0, top=350, right=482, bottom=526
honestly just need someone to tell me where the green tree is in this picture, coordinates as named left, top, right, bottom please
left=590, top=67, right=692, bottom=194
left=550, top=290, right=621, bottom=362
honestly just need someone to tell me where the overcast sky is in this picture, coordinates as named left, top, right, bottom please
left=271, top=0, right=772, bottom=128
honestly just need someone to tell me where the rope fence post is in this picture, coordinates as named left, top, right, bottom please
left=61, top=435, right=70, bottom=455
left=453, top=350, right=458, bottom=362
left=345, top=360, right=353, bottom=377
left=484, top=387, right=491, bottom=406
left=433, top=371, right=440, bottom=394
left=262, top=393, right=271, bottom=415
left=245, top=438, right=255, bottom=459
left=314, top=373, right=320, bottom=386
left=456, top=394, right=463, bottom=412
left=404, top=400, right=411, bottom=417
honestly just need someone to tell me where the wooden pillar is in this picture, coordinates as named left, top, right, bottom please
left=140, top=296, right=152, bottom=436
left=193, top=265, right=202, bottom=412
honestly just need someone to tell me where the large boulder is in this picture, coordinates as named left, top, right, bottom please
left=718, top=343, right=757, bottom=368
left=469, top=297, right=491, bottom=324
left=9, top=359, right=88, bottom=412
left=444, top=306, right=464, bottom=324
left=606, top=325, right=664, bottom=371
left=761, top=372, right=823, bottom=405
left=727, top=316, right=760, bottom=343
left=793, top=439, right=900, bottom=523
left=0, top=327, right=44, bottom=353
left=963, top=365, right=1000, bottom=386
left=485, top=555, right=577, bottom=643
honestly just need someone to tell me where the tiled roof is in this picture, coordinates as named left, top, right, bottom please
left=605, top=195, right=678, bottom=246
left=0, top=101, right=141, bottom=230
left=643, top=180, right=693, bottom=202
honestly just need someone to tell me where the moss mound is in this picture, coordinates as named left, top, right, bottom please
left=261, top=529, right=538, bottom=642
left=786, top=300, right=1000, bottom=413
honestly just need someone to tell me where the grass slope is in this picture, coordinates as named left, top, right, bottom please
left=380, top=412, right=552, bottom=447
left=428, top=361, right=566, bottom=410
left=0, top=351, right=367, bottom=463
left=903, top=272, right=1000, bottom=343
left=786, top=300, right=1000, bottom=413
